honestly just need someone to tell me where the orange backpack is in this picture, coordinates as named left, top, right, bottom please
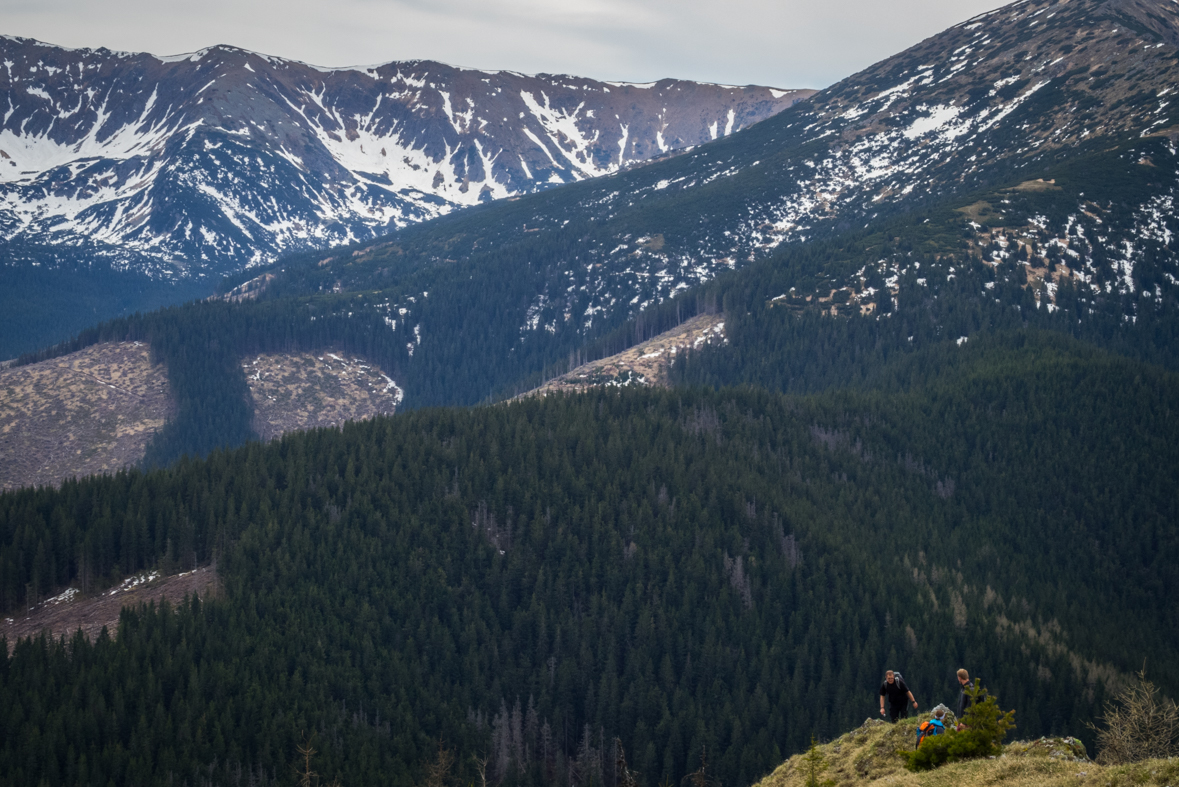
left=916, top=718, right=946, bottom=747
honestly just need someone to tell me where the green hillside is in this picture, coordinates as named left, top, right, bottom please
left=2, top=341, right=1176, bottom=786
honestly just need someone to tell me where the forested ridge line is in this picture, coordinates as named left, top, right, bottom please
left=1, top=345, right=1176, bottom=787
left=9, top=134, right=1178, bottom=469
left=248, top=134, right=1179, bottom=408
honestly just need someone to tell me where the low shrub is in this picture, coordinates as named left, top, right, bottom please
left=902, top=681, right=1016, bottom=771
left=904, top=729, right=956, bottom=771
left=1092, top=669, right=1179, bottom=765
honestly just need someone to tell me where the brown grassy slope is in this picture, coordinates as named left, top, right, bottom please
left=526, top=312, right=725, bottom=396
left=3, top=566, right=218, bottom=654
left=0, top=342, right=173, bottom=492
left=244, top=352, right=403, bottom=442
left=759, top=717, right=1179, bottom=787
left=0, top=345, right=405, bottom=490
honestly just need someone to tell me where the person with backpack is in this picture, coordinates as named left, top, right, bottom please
left=916, top=707, right=948, bottom=747
left=878, top=669, right=918, bottom=722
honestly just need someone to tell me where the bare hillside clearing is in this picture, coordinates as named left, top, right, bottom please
left=4, top=566, right=219, bottom=653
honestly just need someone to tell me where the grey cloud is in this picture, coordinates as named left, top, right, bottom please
left=0, top=0, right=1004, bottom=88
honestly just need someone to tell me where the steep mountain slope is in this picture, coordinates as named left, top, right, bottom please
left=250, top=0, right=1179, bottom=408
left=12, top=0, right=1179, bottom=456
left=0, top=36, right=807, bottom=277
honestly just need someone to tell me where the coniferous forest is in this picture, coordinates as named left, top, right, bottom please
left=2, top=335, right=1177, bottom=786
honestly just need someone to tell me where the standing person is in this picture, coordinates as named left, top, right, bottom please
left=955, top=668, right=976, bottom=730
left=879, top=670, right=918, bottom=722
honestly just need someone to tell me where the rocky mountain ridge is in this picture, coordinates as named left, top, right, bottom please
left=0, top=36, right=808, bottom=278
left=576, top=0, right=1179, bottom=314
left=758, top=717, right=1162, bottom=787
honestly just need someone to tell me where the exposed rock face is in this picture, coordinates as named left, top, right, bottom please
left=0, top=36, right=810, bottom=277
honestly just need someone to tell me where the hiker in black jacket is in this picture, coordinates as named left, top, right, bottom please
left=955, top=668, right=976, bottom=730
left=878, top=670, right=918, bottom=722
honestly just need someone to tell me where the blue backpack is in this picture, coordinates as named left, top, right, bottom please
left=916, top=718, right=946, bottom=748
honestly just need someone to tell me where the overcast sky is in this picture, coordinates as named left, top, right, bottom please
left=1, top=0, right=1005, bottom=89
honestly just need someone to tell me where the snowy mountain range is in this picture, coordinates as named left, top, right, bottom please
left=312, top=0, right=1179, bottom=331
left=0, top=36, right=809, bottom=277
left=243, top=0, right=1179, bottom=409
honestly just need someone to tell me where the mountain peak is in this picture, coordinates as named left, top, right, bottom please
left=808, top=0, right=1179, bottom=164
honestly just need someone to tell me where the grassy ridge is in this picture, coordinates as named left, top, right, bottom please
left=759, top=718, right=1178, bottom=787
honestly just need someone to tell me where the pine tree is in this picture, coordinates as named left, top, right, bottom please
left=799, top=738, right=833, bottom=787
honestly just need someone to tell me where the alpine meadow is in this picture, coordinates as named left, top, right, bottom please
left=2, top=0, right=1178, bottom=786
